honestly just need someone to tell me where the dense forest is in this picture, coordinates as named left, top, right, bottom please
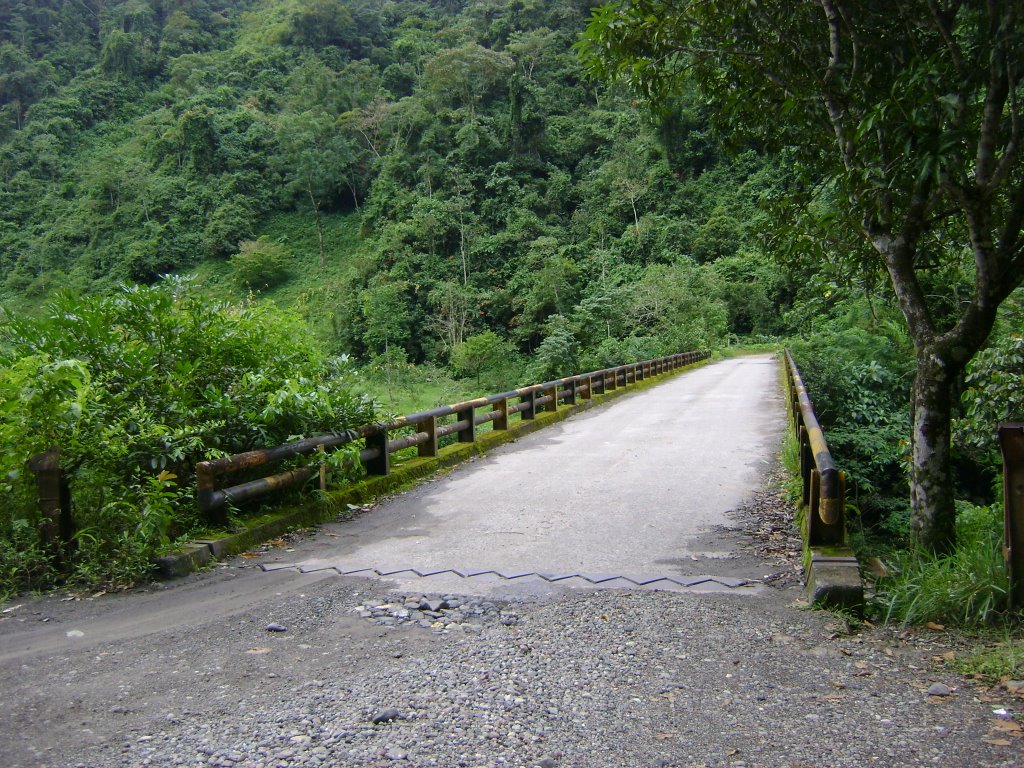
left=0, top=0, right=787, bottom=366
left=1, top=0, right=1022, bottom=628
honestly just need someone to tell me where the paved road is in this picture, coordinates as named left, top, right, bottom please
left=263, top=354, right=785, bottom=594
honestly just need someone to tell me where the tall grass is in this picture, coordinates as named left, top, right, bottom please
left=874, top=502, right=1011, bottom=627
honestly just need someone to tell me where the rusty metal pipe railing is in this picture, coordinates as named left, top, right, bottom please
left=784, top=350, right=846, bottom=546
left=195, top=350, right=711, bottom=519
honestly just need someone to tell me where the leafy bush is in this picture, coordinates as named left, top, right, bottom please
left=789, top=323, right=914, bottom=527
left=0, top=278, right=373, bottom=595
left=527, top=315, right=579, bottom=381
left=230, top=237, right=290, bottom=290
left=957, top=332, right=1024, bottom=472
left=874, top=502, right=1010, bottom=627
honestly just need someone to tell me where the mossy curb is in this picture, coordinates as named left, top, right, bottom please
left=155, top=358, right=711, bottom=579
left=806, top=547, right=864, bottom=614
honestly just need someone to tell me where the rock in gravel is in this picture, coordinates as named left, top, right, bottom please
left=371, top=708, right=401, bottom=724
left=536, top=757, right=557, bottom=768
left=264, top=622, right=287, bottom=632
left=926, top=683, right=952, bottom=697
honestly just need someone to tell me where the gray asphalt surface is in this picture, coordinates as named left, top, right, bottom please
left=267, top=354, right=784, bottom=594
left=1, top=355, right=1019, bottom=767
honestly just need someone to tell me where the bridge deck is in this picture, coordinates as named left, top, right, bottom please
left=262, top=353, right=785, bottom=595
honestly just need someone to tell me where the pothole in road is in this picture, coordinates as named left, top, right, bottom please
left=351, top=593, right=520, bottom=634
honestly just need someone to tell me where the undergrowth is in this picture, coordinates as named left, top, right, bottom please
left=872, top=502, right=1013, bottom=627
left=954, top=630, right=1024, bottom=682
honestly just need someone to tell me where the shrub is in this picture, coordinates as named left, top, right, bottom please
left=230, top=236, right=290, bottom=290
left=957, top=332, right=1024, bottom=472
left=527, top=315, right=579, bottom=381
left=0, top=278, right=373, bottom=595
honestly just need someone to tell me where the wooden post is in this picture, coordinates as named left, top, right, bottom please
left=28, top=447, right=74, bottom=564
left=999, top=424, right=1024, bottom=610
left=493, top=398, right=509, bottom=430
left=318, top=445, right=328, bottom=491
left=544, top=385, right=558, bottom=412
left=418, top=416, right=439, bottom=456
left=520, top=390, right=536, bottom=420
left=564, top=378, right=577, bottom=406
left=456, top=404, right=476, bottom=442
left=364, top=430, right=389, bottom=475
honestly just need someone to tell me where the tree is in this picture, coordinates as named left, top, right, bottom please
left=0, top=43, right=56, bottom=130
left=275, top=110, right=357, bottom=268
left=451, top=330, right=509, bottom=387
left=423, top=43, right=513, bottom=120
left=582, top=0, right=1024, bottom=553
left=429, top=280, right=478, bottom=360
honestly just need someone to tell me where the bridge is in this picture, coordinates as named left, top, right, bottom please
left=0, top=355, right=1012, bottom=768
left=258, top=354, right=783, bottom=596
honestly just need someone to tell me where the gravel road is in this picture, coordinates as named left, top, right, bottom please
left=1, top=488, right=1020, bottom=768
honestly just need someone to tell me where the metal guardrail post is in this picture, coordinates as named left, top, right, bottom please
left=999, top=424, right=1024, bottom=610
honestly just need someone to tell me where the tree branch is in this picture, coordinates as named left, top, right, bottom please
left=975, top=5, right=1011, bottom=189
left=818, top=0, right=856, bottom=171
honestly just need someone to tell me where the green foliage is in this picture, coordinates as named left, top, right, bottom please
left=0, top=0, right=804, bottom=597
left=874, top=502, right=1010, bottom=628
left=231, top=237, right=290, bottom=290
left=528, top=315, right=578, bottom=382
left=958, top=331, right=1024, bottom=472
left=954, top=633, right=1024, bottom=683
left=451, top=331, right=513, bottom=388
left=789, top=312, right=914, bottom=523
left=1, top=0, right=785, bottom=372
left=581, top=0, right=1024, bottom=553
left=0, top=279, right=372, bottom=594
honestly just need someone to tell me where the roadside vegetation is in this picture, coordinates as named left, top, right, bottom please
left=0, top=280, right=372, bottom=595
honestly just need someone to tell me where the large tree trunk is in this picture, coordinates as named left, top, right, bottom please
left=909, top=353, right=958, bottom=553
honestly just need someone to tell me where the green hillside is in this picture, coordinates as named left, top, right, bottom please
left=0, top=0, right=788, bottom=365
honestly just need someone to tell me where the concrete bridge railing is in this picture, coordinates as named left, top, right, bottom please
left=784, top=350, right=863, bottom=610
